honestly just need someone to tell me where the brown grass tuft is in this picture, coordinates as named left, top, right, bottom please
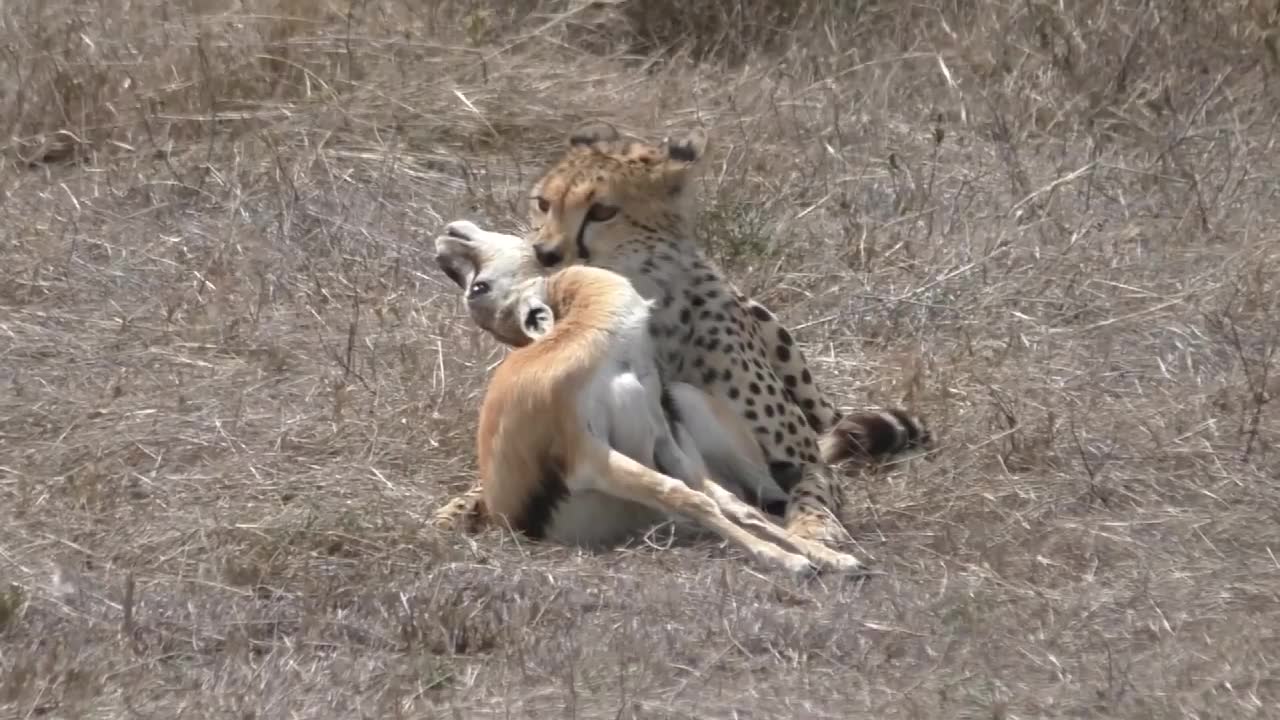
left=2, top=0, right=1279, bottom=716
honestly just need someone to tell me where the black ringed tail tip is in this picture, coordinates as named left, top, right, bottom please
left=826, top=409, right=931, bottom=465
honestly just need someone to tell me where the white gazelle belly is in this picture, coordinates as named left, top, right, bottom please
left=545, top=489, right=664, bottom=547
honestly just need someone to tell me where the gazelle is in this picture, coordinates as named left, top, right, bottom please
left=432, top=220, right=865, bottom=576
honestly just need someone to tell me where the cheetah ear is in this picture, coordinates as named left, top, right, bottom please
left=663, top=128, right=708, bottom=166
left=660, top=128, right=708, bottom=197
left=568, top=122, right=621, bottom=151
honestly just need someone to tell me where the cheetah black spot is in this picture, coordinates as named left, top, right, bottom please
left=693, top=357, right=704, bottom=368
left=801, top=368, right=812, bottom=384
left=801, top=398, right=816, bottom=410
left=662, top=295, right=675, bottom=308
left=745, top=397, right=756, bottom=407
left=748, top=382, right=761, bottom=394
left=704, top=289, right=720, bottom=300
left=691, top=296, right=706, bottom=308
left=774, top=430, right=784, bottom=444
left=745, top=410, right=759, bottom=421
left=708, top=327, right=720, bottom=337
left=765, top=385, right=776, bottom=396
left=702, top=370, right=717, bottom=385
left=714, top=313, right=727, bottom=322
left=721, top=369, right=732, bottom=381
left=699, top=310, right=712, bottom=320
left=787, top=422, right=798, bottom=434
left=785, top=446, right=797, bottom=457
left=706, top=339, right=719, bottom=351
left=750, top=305, right=772, bottom=322
left=680, top=308, right=691, bottom=324
left=764, top=405, right=775, bottom=418
left=777, top=327, right=794, bottom=346
left=776, top=345, right=791, bottom=363
left=728, top=387, right=740, bottom=399
left=784, top=374, right=798, bottom=388
left=740, top=360, right=750, bottom=371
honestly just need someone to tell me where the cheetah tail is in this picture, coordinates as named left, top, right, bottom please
left=817, top=409, right=932, bottom=466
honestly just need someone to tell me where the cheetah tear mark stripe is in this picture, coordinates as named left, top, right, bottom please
left=574, top=187, right=597, bottom=261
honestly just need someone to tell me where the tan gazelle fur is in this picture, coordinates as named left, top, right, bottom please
left=433, top=220, right=865, bottom=576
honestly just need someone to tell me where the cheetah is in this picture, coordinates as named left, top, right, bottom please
left=435, top=123, right=931, bottom=547
left=434, top=220, right=864, bottom=575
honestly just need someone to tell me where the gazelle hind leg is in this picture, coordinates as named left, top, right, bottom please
left=658, top=401, right=861, bottom=572
left=664, top=383, right=788, bottom=509
left=698, top=479, right=865, bottom=573
left=579, top=440, right=816, bottom=578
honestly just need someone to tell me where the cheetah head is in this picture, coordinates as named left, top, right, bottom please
left=527, top=122, right=708, bottom=269
left=434, top=220, right=554, bottom=348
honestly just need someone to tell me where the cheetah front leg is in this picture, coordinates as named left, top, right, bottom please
left=782, top=464, right=855, bottom=547
left=430, top=484, right=489, bottom=533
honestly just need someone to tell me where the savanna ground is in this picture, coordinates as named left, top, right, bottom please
left=2, top=1, right=1279, bottom=717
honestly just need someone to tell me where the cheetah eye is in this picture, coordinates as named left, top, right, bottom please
left=534, top=197, right=551, bottom=213
left=467, top=280, right=491, bottom=298
left=586, top=203, right=619, bottom=223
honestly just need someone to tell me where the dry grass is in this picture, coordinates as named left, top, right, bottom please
left=3, top=0, right=1280, bottom=716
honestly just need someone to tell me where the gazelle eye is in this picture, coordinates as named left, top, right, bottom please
left=586, top=203, right=618, bottom=222
left=468, top=281, right=490, bottom=298
left=535, top=197, right=551, bottom=213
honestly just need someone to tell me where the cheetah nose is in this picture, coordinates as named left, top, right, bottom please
left=534, top=244, right=564, bottom=268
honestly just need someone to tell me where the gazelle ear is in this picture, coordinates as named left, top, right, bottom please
left=517, top=295, right=555, bottom=341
